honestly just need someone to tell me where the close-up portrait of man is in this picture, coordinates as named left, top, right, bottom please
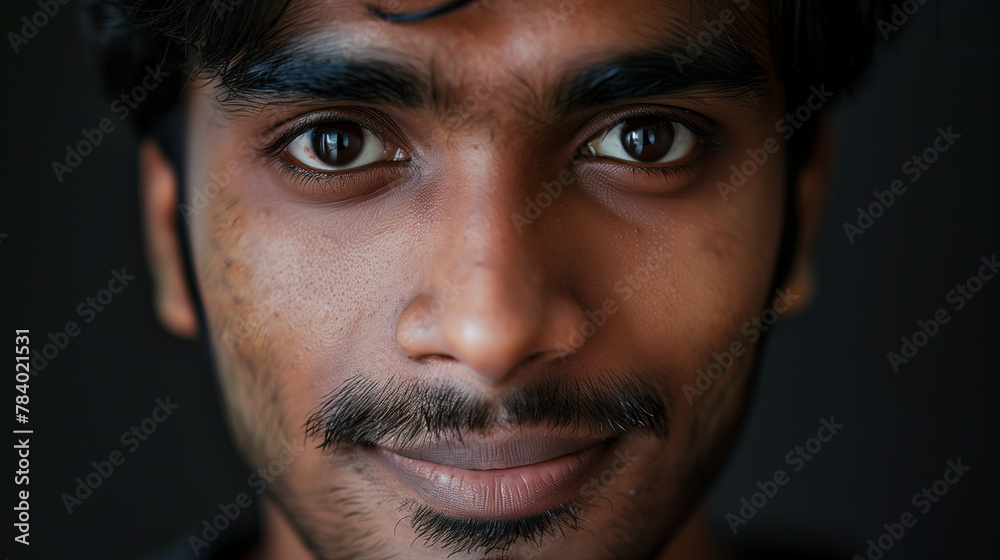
left=2, top=1, right=997, bottom=559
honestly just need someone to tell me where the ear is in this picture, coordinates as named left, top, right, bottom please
left=139, top=139, right=199, bottom=339
left=783, top=113, right=835, bottom=316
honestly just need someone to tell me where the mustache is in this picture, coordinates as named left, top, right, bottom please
left=304, top=368, right=671, bottom=450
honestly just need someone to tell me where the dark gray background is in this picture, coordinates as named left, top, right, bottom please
left=1, top=1, right=997, bottom=559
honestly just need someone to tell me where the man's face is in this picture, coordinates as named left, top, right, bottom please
left=174, top=0, right=796, bottom=557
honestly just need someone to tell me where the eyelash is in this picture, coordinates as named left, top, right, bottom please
left=583, top=106, right=718, bottom=158
left=264, top=106, right=719, bottom=194
left=263, top=109, right=392, bottom=157
left=262, top=109, right=412, bottom=196
left=624, top=160, right=701, bottom=182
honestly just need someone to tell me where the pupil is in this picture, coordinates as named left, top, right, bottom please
left=313, top=123, right=363, bottom=166
left=621, top=119, right=674, bottom=162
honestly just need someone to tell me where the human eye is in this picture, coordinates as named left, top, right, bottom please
left=587, top=116, right=700, bottom=165
left=575, top=108, right=718, bottom=193
left=283, top=120, right=408, bottom=172
left=259, top=110, right=413, bottom=200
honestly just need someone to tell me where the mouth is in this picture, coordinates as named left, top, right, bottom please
left=369, top=430, right=616, bottom=520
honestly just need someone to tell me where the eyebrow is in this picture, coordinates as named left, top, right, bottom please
left=219, top=54, right=428, bottom=108
left=553, top=44, right=768, bottom=115
left=217, top=38, right=768, bottom=118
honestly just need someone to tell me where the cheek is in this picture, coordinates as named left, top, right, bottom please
left=580, top=143, right=786, bottom=407
left=182, top=125, right=318, bottom=463
left=191, top=187, right=295, bottom=463
left=188, top=170, right=416, bottom=455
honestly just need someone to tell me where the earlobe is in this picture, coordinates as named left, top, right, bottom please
left=139, top=139, right=199, bottom=339
left=783, top=114, right=835, bottom=316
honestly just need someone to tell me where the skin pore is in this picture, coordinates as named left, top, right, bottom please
left=139, top=0, right=833, bottom=558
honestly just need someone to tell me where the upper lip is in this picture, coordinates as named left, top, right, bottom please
left=379, top=430, right=611, bottom=470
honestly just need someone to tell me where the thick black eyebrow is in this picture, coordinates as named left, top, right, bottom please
left=553, top=43, right=768, bottom=116
left=217, top=52, right=429, bottom=109
left=216, top=38, right=767, bottom=117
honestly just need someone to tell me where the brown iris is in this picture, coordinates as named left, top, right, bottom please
left=621, top=119, right=675, bottom=163
left=311, top=123, right=364, bottom=167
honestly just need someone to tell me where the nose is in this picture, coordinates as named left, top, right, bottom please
left=395, top=210, right=585, bottom=386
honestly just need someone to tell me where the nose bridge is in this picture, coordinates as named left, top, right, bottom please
left=446, top=209, right=546, bottom=337
left=455, top=197, right=535, bottom=285
left=438, top=140, right=548, bottom=296
left=395, top=156, right=585, bottom=385
left=440, top=163, right=551, bottom=355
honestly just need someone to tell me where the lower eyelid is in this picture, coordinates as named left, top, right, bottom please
left=271, top=157, right=414, bottom=201
left=283, top=127, right=400, bottom=172
left=589, top=136, right=704, bottom=167
left=579, top=134, right=718, bottom=175
left=606, top=171, right=689, bottom=196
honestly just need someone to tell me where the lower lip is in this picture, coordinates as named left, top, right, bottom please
left=371, top=442, right=612, bottom=520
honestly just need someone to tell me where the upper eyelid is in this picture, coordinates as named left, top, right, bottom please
left=572, top=105, right=723, bottom=157
left=584, top=117, right=709, bottom=160
left=593, top=111, right=709, bottom=141
left=263, top=109, right=398, bottom=157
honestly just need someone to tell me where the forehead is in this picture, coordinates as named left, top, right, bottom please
left=208, top=0, right=774, bottom=124
left=269, top=0, right=770, bottom=88
left=287, top=0, right=757, bottom=41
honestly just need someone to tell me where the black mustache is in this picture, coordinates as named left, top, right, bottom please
left=304, top=368, right=670, bottom=450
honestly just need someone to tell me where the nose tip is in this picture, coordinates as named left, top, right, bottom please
left=396, top=281, right=585, bottom=385
left=442, top=315, right=539, bottom=384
